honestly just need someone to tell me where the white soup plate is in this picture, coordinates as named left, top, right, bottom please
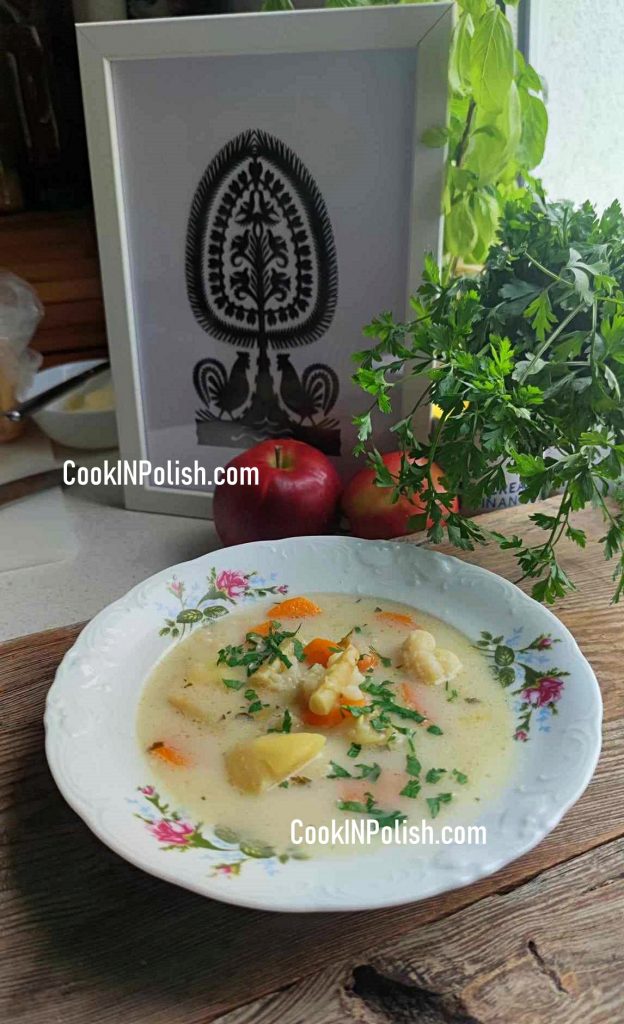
left=45, top=536, right=602, bottom=912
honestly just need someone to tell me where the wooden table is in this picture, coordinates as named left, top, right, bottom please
left=1, top=499, right=622, bottom=1023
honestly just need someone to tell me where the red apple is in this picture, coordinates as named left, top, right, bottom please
left=341, top=451, right=457, bottom=540
left=213, top=439, right=342, bottom=546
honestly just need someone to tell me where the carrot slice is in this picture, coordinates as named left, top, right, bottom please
left=401, top=683, right=433, bottom=724
left=248, top=620, right=272, bottom=637
left=358, top=653, right=379, bottom=672
left=304, top=637, right=341, bottom=667
left=268, top=596, right=321, bottom=619
left=148, top=742, right=189, bottom=767
left=376, top=610, right=416, bottom=628
left=301, top=705, right=346, bottom=728
left=300, top=696, right=367, bottom=729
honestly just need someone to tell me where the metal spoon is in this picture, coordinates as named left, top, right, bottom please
left=2, top=361, right=110, bottom=422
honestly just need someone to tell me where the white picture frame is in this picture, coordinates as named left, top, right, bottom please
left=76, top=4, right=452, bottom=517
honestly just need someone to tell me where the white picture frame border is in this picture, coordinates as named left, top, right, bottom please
left=76, top=4, right=452, bottom=517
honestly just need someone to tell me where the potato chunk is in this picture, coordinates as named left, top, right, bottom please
left=168, top=662, right=234, bottom=725
left=308, top=643, right=364, bottom=715
left=402, top=629, right=462, bottom=686
left=225, top=733, right=326, bottom=794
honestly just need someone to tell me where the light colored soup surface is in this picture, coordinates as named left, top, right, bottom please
left=137, top=593, right=515, bottom=853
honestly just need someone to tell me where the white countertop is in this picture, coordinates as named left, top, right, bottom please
left=0, top=429, right=221, bottom=642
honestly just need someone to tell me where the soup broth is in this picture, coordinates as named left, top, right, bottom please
left=137, top=593, right=515, bottom=853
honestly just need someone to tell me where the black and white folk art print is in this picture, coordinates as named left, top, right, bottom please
left=97, top=26, right=449, bottom=514
left=186, top=129, right=341, bottom=454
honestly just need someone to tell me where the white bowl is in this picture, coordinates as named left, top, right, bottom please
left=45, top=537, right=602, bottom=913
left=23, top=359, right=118, bottom=450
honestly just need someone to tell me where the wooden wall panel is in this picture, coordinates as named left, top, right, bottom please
left=0, top=209, right=108, bottom=367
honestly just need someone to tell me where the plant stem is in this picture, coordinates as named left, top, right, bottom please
left=454, top=99, right=476, bottom=168
left=518, top=302, right=586, bottom=383
left=524, top=252, right=569, bottom=286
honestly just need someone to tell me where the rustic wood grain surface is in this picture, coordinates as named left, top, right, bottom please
left=0, top=499, right=622, bottom=1023
left=0, top=210, right=108, bottom=367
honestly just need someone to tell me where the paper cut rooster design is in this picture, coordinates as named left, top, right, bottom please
left=186, top=129, right=340, bottom=453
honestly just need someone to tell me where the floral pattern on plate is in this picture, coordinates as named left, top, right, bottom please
left=159, top=567, right=289, bottom=639
left=131, top=786, right=304, bottom=877
left=475, top=630, right=568, bottom=740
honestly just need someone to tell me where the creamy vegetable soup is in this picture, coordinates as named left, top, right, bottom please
left=137, top=594, right=515, bottom=853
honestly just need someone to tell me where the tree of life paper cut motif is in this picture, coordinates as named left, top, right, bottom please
left=186, top=129, right=340, bottom=454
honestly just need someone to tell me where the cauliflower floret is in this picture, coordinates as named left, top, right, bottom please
left=348, top=715, right=396, bottom=748
left=299, top=662, right=327, bottom=702
left=401, top=629, right=462, bottom=686
left=248, top=640, right=303, bottom=693
left=308, top=643, right=365, bottom=715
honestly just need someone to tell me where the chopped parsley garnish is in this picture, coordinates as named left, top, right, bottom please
left=217, top=621, right=304, bottom=677
left=369, top=645, right=392, bottom=668
left=222, top=677, right=245, bottom=691
left=445, top=682, right=459, bottom=703
left=406, top=754, right=422, bottom=777
left=356, top=762, right=381, bottom=782
left=370, top=715, right=390, bottom=732
left=400, top=779, right=421, bottom=799
left=327, top=760, right=381, bottom=782
left=427, top=724, right=444, bottom=736
left=425, top=768, right=447, bottom=784
left=341, top=703, right=371, bottom=717
left=383, top=700, right=426, bottom=723
left=337, top=791, right=406, bottom=830
left=360, top=679, right=394, bottom=699
left=427, top=793, right=453, bottom=819
left=242, top=688, right=267, bottom=715
left=347, top=743, right=361, bottom=759
left=268, top=708, right=292, bottom=734
left=452, top=769, right=469, bottom=785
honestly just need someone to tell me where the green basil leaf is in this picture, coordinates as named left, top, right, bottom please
left=470, top=7, right=515, bottom=114
left=517, top=90, right=548, bottom=170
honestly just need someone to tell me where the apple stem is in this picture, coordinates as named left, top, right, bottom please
left=274, top=445, right=282, bottom=469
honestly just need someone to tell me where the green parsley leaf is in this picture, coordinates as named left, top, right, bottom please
left=341, top=703, right=371, bottom=718
left=356, top=762, right=381, bottom=782
left=426, top=793, right=453, bottom=819
left=217, top=621, right=303, bottom=677
left=369, top=645, right=392, bottom=668
left=241, top=687, right=268, bottom=715
left=268, top=708, right=292, bottom=734
left=337, top=795, right=406, bottom=830
left=347, top=743, right=361, bottom=759
left=425, top=768, right=447, bottom=784
left=222, top=678, right=245, bottom=691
